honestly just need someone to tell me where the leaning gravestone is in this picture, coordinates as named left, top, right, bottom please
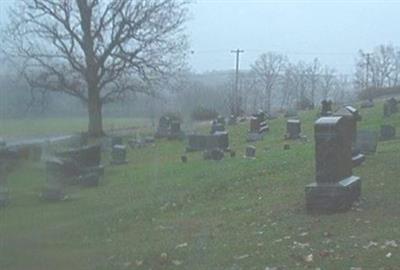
left=380, top=124, right=396, bottom=141
left=305, top=116, right=361, bottom=212
left=111, top=145, right=128, bottom=165
left=285, top=119, right=301, bottom=140
left=41, top=158, right=67, bottom=201
left=355, top=130, right=378, bottom=154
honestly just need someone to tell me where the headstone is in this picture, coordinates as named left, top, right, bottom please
left=247, top=114, right=269, bottom=142
left=181, top=155, right=187, bottom=163
left=55, top=144, right=103, bottom=186
left=111, top=145, right=128, bottom=165
left=217, top=115, right=226, bottom=126
left=245, top=145, right=256, bottom=158
left=355, top=130, right=378, bottom=154
left=41, top=158, right=67, bottom=201
left=380, top=125, right=396, bottom=140
left=186, top=132, right=229, bottom=152
left=333, top=106, right=362, bottom=162
left=230, top=150, right=236, bottom=157
left=168, top=120, right=184, bottom=140
left=155, top=116, right=171, bottom=138
left=210, top=120, right=225, bottom=134
left=384, top=98, right=398, bottom=117
left=228, top=115, right=237, bottom=125
left=320, top=100, right=333, bottom=116
left=285, top=119, right=301, bottom=140
left=111, top=136, right=123, bottom=147
left=305, top=116, right=361, bottom=212
left=283, top=144, right=290, bottom=150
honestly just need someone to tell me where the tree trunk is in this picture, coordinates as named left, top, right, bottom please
left=88, top=87, right=104, bottom=137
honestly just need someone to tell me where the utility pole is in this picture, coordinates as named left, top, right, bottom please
left=231, top=49, right=244, bottom=116
left=365, top=53, right=371, bottom=100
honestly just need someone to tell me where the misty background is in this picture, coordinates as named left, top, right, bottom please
left=1, top=0, right=400, bottom=121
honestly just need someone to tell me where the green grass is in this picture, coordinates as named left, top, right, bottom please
left=1, top=103, right=400, bottom=270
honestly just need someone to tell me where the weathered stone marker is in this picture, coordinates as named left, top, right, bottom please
left=245, top=145, right=256, bottom=158
left=169, top=120, right=183, bottom=139
left=210, top=120, right=225, bottom=134
left=355, top=130, right=378, bottom=154
left=384, top=98, right=398, bottom=117
left=285, top=119, right=301, bottom=140
left=111, top=145, right=128, bottom=165
left=380, top=125, right=396, bottom=140
left=111, top=136, right=123, bottom=147
left=247, top=112, right=269, bottom=142
left=186, top=132, right=229, bottom=152
left=155, top=116, right=171, bottom=138
left=320, top=100, right=333, bottom=116
left=41, top=158, right=67, bottom=201
left=305, top=116, right=361, bottom=212
left=333, top=106, right=364, bottom=167
left=55, top=144, right=103, bottom=187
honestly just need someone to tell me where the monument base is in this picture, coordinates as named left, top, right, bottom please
left=305, top=176, right=361, bottom=213
left=352, top=154, right=365, bottom=168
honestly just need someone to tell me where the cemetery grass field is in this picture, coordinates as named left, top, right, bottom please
left=1, top=104, right=400, bottom=270
left=0, top=117, right=150, bottom=138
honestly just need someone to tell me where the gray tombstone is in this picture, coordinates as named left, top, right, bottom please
left=285, top=119, right=301, bottom=140
left=355, top=130, right=378, bottom=154
left=305, top=116, right=361, bottom=212
left=245, top=145, right=256, bottom=158
left=111, top=145, right=128, bottom=165
left=155, top=116, right=171, bottom=138
left=41, top=158, right=67, bottom=201
left=320, top=100, right=333, bottom=116
left=380, top=125, right=396, bottom=141
left=211, top=121, right=225, bottom=134
left=187, top=132, right=229, bottom=152
left=111, top=136, right=123, bottom=147
left=228, top=115, right=237, bottom=125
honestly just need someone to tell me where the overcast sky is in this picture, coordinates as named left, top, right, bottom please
left=1, top=0, right=400, bottom=74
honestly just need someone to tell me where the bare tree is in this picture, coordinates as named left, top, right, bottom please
left=320, top=66, right=336, bottom=100
left=3, top=0, right=188, bottom=136
left=251, top=52, right=287, bottom=113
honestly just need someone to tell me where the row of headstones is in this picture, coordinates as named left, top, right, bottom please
left=0, top=133, right=152, bottom=206
left=155, top=116, right=185, bottom=140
